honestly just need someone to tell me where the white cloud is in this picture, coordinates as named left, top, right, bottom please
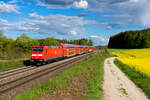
left=130, top=0, right=139, bottom=3
left=0, top=1, right=20, bottom=14
left=37, top=0, right=88, bottom=9
left=29, top=13, right=44, bottom=19
left=0, top=13, right=101, bottom=35
left=68, top=30, right=77, bottom=35
left=73, top=0, right=88, bottom=9
left=106, top=26, right=113, bottom=30
left=103, top=14, right=132, bottom=18
left=8, top=0, right=18, bottom=4
left=37, top=0, right=73, bottom=9
left=0, top=19, right=8, bottom=23
left=0, top=18, right=11, bottom=29
left=89, top=35, right=108, bottom=42
left=89, top=35, right=109, bottom=45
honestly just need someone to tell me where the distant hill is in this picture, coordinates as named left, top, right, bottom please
left=108, top=28, right=150, bottom=49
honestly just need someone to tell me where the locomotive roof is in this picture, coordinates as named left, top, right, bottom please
left=58, top=43, right=79, bottom=48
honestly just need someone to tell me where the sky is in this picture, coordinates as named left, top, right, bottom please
left=0, top=0, right=150, bottom=45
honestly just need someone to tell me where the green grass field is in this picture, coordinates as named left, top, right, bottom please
left=109, top=49, right=128, bottom=53
left=12, top=51, right=109, bottom=100
left=0, top=60, right=25, bottom=72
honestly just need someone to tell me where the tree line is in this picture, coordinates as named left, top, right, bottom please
left=108, top=28, right=150, bottom=49
left=0, top=31, right=93, bottom=60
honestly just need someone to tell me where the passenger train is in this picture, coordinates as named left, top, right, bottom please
left=30, top=44, right=96, bottom=65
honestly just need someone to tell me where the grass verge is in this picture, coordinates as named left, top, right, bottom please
left=0, top=60, right=25, bottom=72
left=114, top=59, right=150, bottom=99
left=109, top=49, right=127, bottom=53
left=12, top=51, right=109, bottom=100
left=85, top=53, right=107, bottom=100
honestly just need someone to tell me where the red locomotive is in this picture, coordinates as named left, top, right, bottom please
left=30, top=44, right=96, bottom=65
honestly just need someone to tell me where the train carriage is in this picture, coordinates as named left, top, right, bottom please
left=78, top=45, right=83, bottom=54
left=45, top=46, right=63, bottom=61
left=85, top=46, right=89, bottom=53
left=82, top=46, right=87, bottom=53
left=75, top=45, right=80, bottom=55
left=59, top=44, right=76, bottom=57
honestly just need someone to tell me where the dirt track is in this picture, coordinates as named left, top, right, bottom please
left=103, top=57, right=149, bottom=100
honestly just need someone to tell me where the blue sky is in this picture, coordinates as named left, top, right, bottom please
left=0, top=0, right=150, bottom=45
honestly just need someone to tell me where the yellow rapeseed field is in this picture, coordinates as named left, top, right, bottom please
left=112, top=49, right=150, bottom=76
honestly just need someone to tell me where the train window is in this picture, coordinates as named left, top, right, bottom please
left=32, top=47, right=43, bottom=52
left=48, top=46, right=59, bottom=48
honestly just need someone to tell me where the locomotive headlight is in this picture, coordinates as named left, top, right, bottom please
left=32, top=54, right=37, bottom=56
left=38, top=54, right=43, bottom=56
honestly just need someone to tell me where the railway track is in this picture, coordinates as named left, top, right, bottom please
left=0, top=66, right=36, bottom=79
left=0, top=52, right=95, bottom=99
left=0, top=67, right=28, bottom=75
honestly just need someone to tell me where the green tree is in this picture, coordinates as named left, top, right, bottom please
left=43, top=37, right=59, bottom=46
left=32, top=39, right=40, bottom=46
left=88, top=40, right=93, bottom=46
left=79, top=39, right=87, bottom=45
left=108, top=28, right=150, bottom=49
left=15, top=33, right=33, bottom=52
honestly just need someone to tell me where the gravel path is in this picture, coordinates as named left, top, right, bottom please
left=103, top=57, right=149, bottom=100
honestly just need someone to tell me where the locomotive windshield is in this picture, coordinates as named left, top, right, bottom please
left=32, top=47, right=43, bottom=52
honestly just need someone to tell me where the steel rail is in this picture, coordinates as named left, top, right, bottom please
left=0, top=67, right=36, bottom=79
